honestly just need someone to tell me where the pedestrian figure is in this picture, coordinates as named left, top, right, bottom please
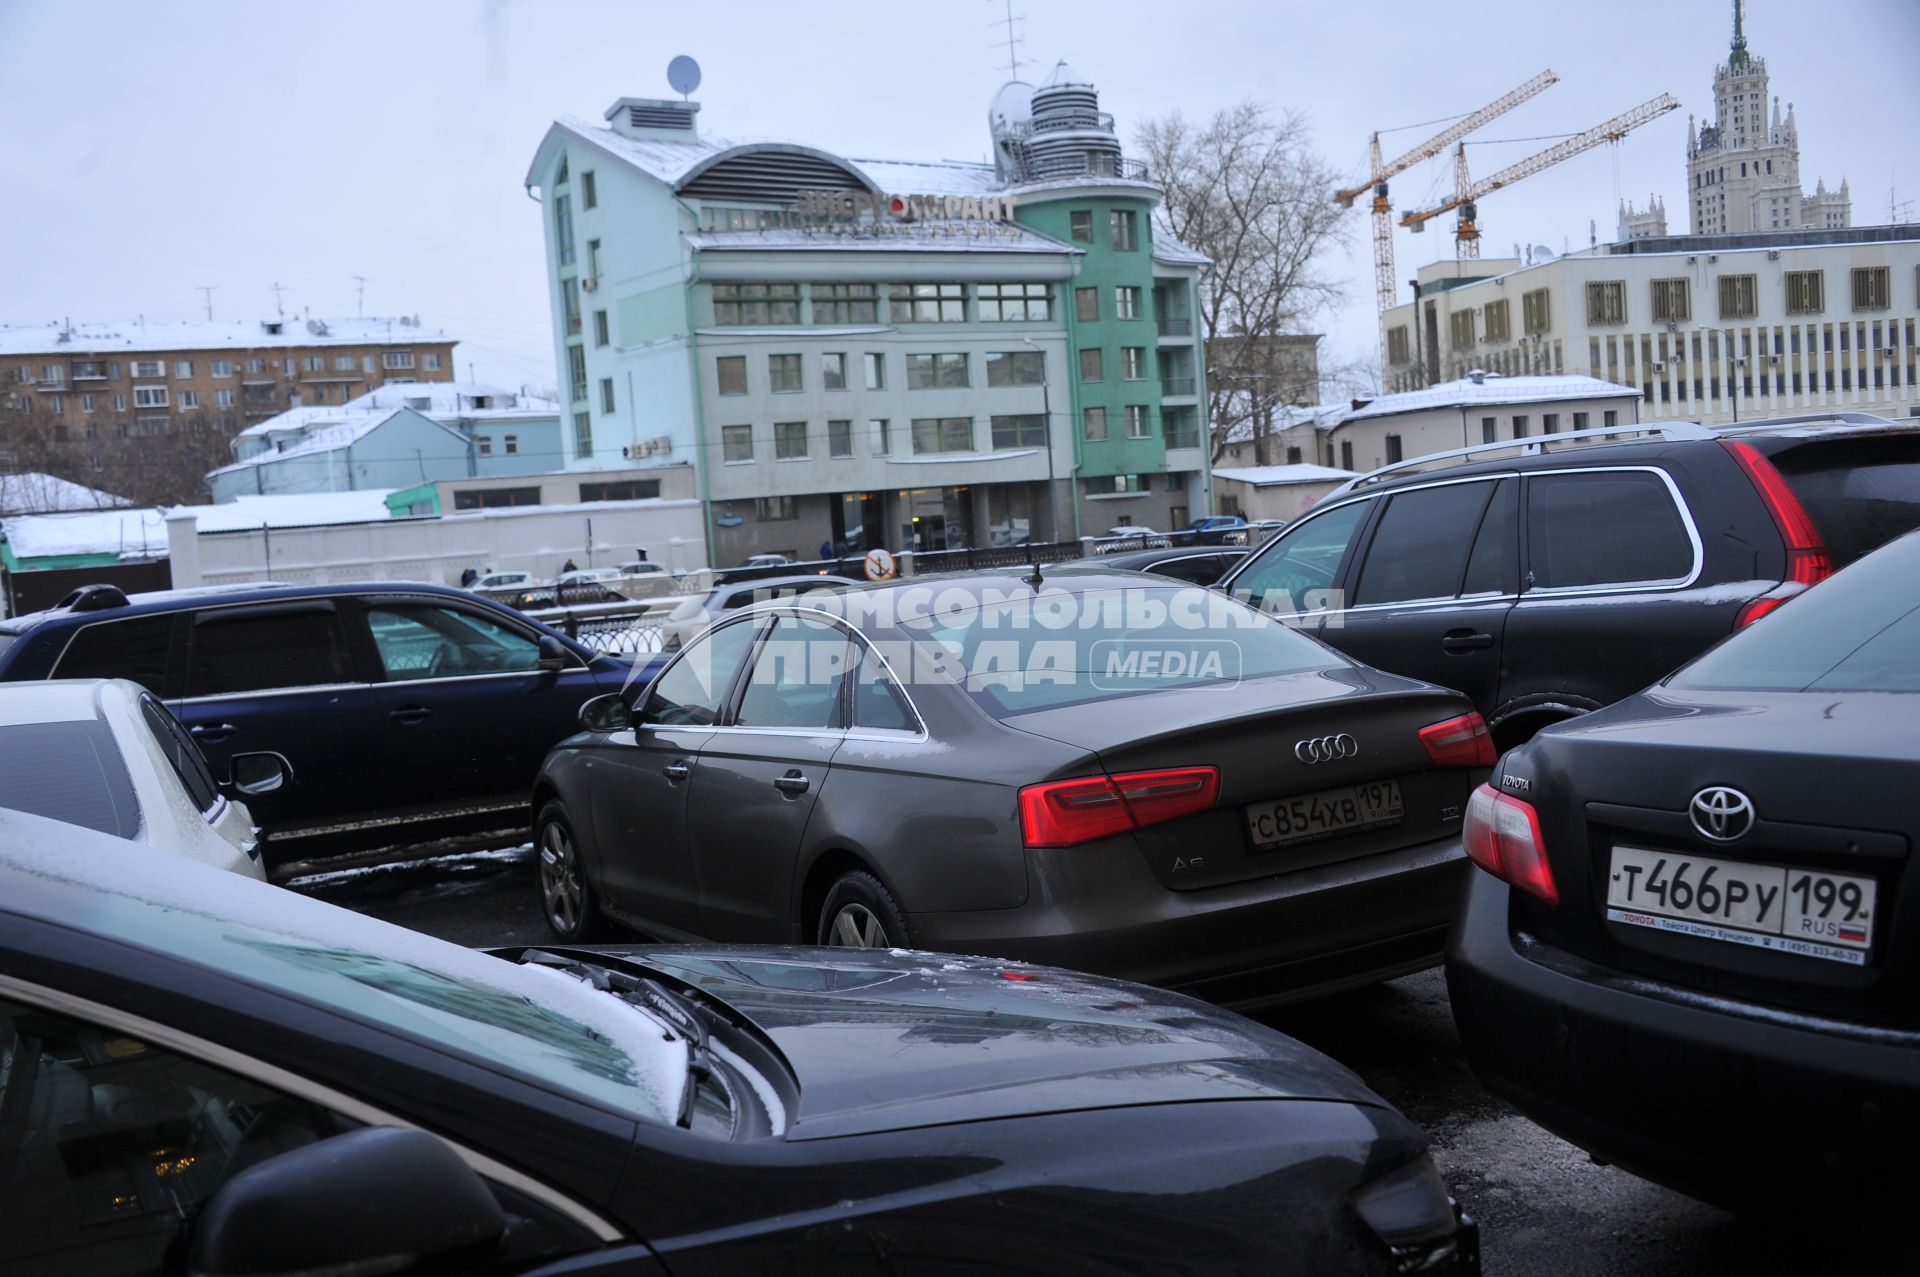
left=562, top=558, right=579, bottom=573
left=459, top=566, right=479, bottom=587
left=819, top=540, right=834, bottom=561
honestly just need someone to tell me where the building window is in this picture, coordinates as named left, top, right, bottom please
left=209, top=359, right=231, bottom=377
left=828, top=419, right=853, bottom=457
left=568, top=347, right=588, bottom=402
left=1572, top=411, right=1589, bottom=430
left=863, top=352, right=885, bottom=390
left=722, top=424, right=753, bottom=462
left=330, top=354, right=353, bottom=372
left=1480, top=416, right=1497, bottom=443
left=1084, top=406, right=1108, bottom=441
left=1449, top=310, right=1476, bottom=351
left=573, top=411, right=593, bottom=456
left=1483, top=299, right=1511, bottom=343
left=812, top=282, right=877, bottom=324
left=774, top=420, right=808, bottom=459
left=1852, top=266, right=1891, bottom=312
left=1115, top=286, right=1141, bottom=320
left=1512, top=415, right=1529, bottom=438
left=594, top=310, right=610, bottom=347
left=47, top=394, right=63, bottom=414
left=1542, top=413, right=1559, bottom=434
left=554, top=192, right=575, bottom=266
left=1109, top=209, right=1138, bottom=250
left=1122, top=347, right=1148, bottom=380
left=1603, top=409, right=1619, bottom=427
left=769, top=353, right=804, bottom=392
left=756, top=496, right=798, bottom=521
left=300, top=355, right=322, bottom=373
left=80, top=393, right=94, bottom=412
left=599, top=378, right=615, bottom=414
left=1385, top=434, right=1403, bottom=463
left=1125, top=404, right=1151, bottom=437
left=1718, top=273, right=1758, bottom=319
left=1651, top=278, right=1691, bottom=323
left=133, top=385, right=168, bottom=408
left=477, top=436, right=493, bottom=457
left=562, top=279, right=583, bottom=335
left=582, top=479, right=663, bottom=502
left=504, top=434, right=520, bottom=455
left=171, top=360, right=192, bottom=378
left=1075, top=287, right=1099, bottom=322
left=990, top=414, right=1047, bottom=448
left=1386, top=326, right=1411, bottom=365
left=423, top=353, right=441, bottom=371
left=1785, top=270, right=1824, bottom=315
left=113, top=393, right=126, bottom=411
left=178, top=389, right=199, bottom=409
left=871, top=418, right=890, bottom=455
left=1585, top=280, right=1627, bottom=326
left=716, top=355, right=747, bottom=395
left=821, top=352, right=848, bottom=390
left=906, top=353, right=968, bottom=389
left=888, top=283, right=966, bottom=322
left=976, top=282, right=1051, bottom=321
left=713, top=282, right=800, bottom=325
left=581, top=169, right=597, bottom=209
left=985, top=351, right=1044, bottom=387
left=132, top=359, right=163, bottom=378
left=1285, top=446, right=1302, bottom=464
left=910, top=417, right=973, bottom=454
left=1522, top=287, right=1551, bottom=334
left=1069, top=210, right=1093, bottom=243
left=1079, top=348, right=1104, bottom=382
left=384, top=351, right=416, bottom=369
left=453, top=486, right=540, bottom=510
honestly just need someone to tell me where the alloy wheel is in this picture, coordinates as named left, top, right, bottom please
left=827, top=903, right=889, bottom=948
left=539, top=822, right=582, bottom=936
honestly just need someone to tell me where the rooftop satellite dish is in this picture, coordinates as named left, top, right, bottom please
left=1532, top=244, right=1556, bottom=263
left=667, top=55, right=701, bottom=98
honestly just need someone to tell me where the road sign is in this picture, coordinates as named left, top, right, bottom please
left=863, top=548, right=897, bottom=581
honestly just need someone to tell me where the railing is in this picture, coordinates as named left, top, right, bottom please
left=1161, top=377, right=1196, bottom=397
left=1156, top=314, right=1193, bottom=337
left=1163, top=427, right=1202, bottom=450
left=521, top=597, right=676, bottom=660
left=1022, top=153, right=1150, bottom=183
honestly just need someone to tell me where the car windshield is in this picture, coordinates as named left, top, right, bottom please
left=0, top=719, right=141, bottom=840
left=2, top=813, right=687, bottom=1123
left=900, top=584, right=1346, bottom=718
left=1669, top=534, right=1920, bottom=693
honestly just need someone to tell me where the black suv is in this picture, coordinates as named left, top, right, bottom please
left=1219, top=413, right=1920, bottom=747
left=0, top=581, right=638, bottom=872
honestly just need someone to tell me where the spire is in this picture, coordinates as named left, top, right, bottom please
left=1730, top=0, right=1750, bottom=70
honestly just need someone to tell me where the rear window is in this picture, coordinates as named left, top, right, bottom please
left=1765, top=436, right=1920, bottom=567
left=1670, top=533, right=1920, bottom=693
left=52, top=615, right=174, bottom=693
left=0, top=720, right=140, bottom=839
left=903, top=585, right=1346, bottom=718
left=186, top=606, right=354, bottom=697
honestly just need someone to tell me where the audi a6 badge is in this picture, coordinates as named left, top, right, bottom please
left=1295, top=734, right=1358, bottom=765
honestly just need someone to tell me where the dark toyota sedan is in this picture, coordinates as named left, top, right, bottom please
left=0, top=808, right=1477, bottom=1276
left=1447, top=529, right=1920, bottom=1212
left=534, top=571, right=1494, bottom=1007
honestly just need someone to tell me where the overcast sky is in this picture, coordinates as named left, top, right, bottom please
left=3, top=0, right=1915, bottom=396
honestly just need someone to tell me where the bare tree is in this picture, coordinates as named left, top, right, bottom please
left=1136, top=103, right=1350, bottom=463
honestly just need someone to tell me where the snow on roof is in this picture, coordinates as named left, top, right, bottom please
left=0, top=316, right=456, bottom=358
left=1221, top=400, right=1350, bottom=444
left=0, top=472, right=130, bottom=515
left=1212, top=463, right=1358, bottom=488
left=847, top=157, right=1001, bottom=197
left=169, top=490, right=401, bottom=533
left=1340, top=375, right=1643, bottom=423
left=234, top=381, right=558, bottom=441
left=539, top=117, right=876, bottom=194
left=1151, top=234, right=1209, bottom=267
left=2, top=507, right=168, bottom=560
left=685, top=222, right=1076, bottom=255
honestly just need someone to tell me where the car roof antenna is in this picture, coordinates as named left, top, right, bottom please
left=1022, top=545, right=1044, bottom=589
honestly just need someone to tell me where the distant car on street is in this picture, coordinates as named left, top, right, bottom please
left=0, top=581, right=639, bottom=872
left=0, top=808, right=1478, bottom=1277
left=1182, top=514, right=1251, bottom=545
left=474, top=570, right=536, bottom=591
left=739, top=552, right=795, bottom=569
left=0, top=678, right=277, bottom=879
left=656, top=573, right=859, bottom=652
left=1448, top=528, right=1920, bottom=1213
left=1048, top=545, right=1249, bottom=586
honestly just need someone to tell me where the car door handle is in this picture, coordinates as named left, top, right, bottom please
left=1441, top=629, right=1496, bottom=653
left=773, top=771, right=810, bottom=795
left=663, top=761, right=691, bottom=781
left=189, top=722, right=236, bottom=741
left=388, top=705, right=432, bottom=724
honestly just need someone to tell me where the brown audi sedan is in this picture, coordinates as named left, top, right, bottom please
left=531, top=571, right=1491, bottom=1007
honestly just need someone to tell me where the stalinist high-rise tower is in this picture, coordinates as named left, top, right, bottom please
left=1684, top=1, right=1850, bottom=234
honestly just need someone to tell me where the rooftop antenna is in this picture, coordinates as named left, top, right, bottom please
left=352, top=275, right=369, bottom=317
left=270, top=282, right=287, bottom=317
left=196, top=285, right=217, bottom=321
left=989, top=0, right=1030, bottom=78
left=667, top=54, right=701, bottom=100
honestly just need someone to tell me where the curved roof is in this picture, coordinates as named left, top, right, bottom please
left=528, top=118, right=877, bottom=196
left=1039, top=61, right=1091, bottom=89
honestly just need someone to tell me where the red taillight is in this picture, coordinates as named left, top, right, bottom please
left=1419, top=712, right=1496, bottom=768
left=1721, top=439, right=1834, bottom=587
left=1462, top=783, right=1559, bottom=906
left=1733, top=594, right=1791, bottom=628
left=1019, top=766, right=1220, bottom=848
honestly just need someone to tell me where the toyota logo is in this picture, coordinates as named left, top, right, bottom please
left=1689, top=786, right=1755, bottom=841
left=1294, top=734, right=1359, bottom=765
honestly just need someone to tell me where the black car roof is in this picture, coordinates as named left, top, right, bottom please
left=0, top=579, right=487, bottom=636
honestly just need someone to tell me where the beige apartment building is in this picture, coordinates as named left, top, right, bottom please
left=0, top=316, right=457, bottom=503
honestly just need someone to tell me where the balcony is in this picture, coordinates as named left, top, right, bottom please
left=1156, top=314, right=1193, bottom=338
left=1161, top=377, right=1196, bottom=397
left=1163, top=426, right=1202, bottom=450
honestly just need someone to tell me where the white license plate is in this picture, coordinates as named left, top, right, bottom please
left=1606, top=845, right=1878, bottom=966
left=1246, top=779, right=1403, bottom=849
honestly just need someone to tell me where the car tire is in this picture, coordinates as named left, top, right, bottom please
left=536, top=801, right=608, bottom=942
left=817, top=870, right=911, bottom=950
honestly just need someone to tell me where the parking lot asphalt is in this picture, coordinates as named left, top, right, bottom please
left=290, top=847, right=1912, bottom=1275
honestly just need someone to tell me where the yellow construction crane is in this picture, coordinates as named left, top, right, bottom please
left=1334, top=70, right=1560, bottom=314
left=1400, top=92, right=1682, bottom=258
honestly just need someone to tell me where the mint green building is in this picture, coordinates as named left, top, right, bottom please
left=524, top=63, right=1211, bottom=563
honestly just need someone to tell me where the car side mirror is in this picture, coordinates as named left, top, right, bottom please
left=226, top=751, right=291, bottom=797
left=537, top=634, right=571, bottom=672
left=578, top=692, right=631, bottom=732
left=188, top=1127, right=505, bottom=1277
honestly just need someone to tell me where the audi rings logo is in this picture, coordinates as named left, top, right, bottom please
left=1294, top=734, right=1359, bottom=765
left=1689, top=786, right=1755, bottom=842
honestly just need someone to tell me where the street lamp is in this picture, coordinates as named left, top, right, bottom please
left=1019, top=336, right=1060, bottom=544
